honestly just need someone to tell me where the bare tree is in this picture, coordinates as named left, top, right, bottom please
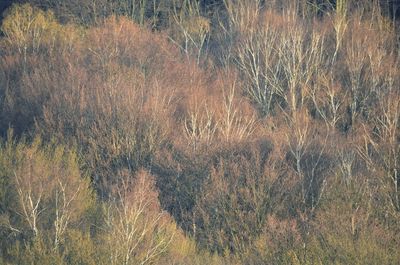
left=103, top=170, right=174, bottom=265
left=234, top=10, right=282, bottom=117
left=343, top=18, right=372, bottom=127
left=310, top=72, right=344, bottom=128
left=359, top=87, right=399, bottom=213
left=6, top=137, right=92, bottom=246
left=1, top=4, right=60, bottom=63
left=183, top=101, right=217, bottom=152
left=52, top=147, right=92, bottom=249
left=7, top=138, right=55, bottom=237
left=284, top=109, right=330, bottom=212
left=169, top=0, right=210, bottom=64
left=217, top=79, right=257, bottom=143
left=277, top=21, right=325, bottom=117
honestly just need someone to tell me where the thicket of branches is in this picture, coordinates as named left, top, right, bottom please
left=0, top=0, right=399, bottom=264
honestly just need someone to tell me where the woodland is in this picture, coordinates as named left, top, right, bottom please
left=0, top=0, right=399, bottom=264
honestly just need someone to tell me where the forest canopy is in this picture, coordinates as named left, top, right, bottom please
left=0, top=1, right=399, bottom=264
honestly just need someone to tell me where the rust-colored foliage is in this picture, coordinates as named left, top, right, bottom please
left=0, top=1, right=399, bottom=264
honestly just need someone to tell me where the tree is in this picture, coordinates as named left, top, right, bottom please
left=0, top=134, right=93, bottom=250
left=101, top=169, right=175, bottom=265
left=194, top=142, right=274, bottom=255
left=1, top=4, right=60, bottom=62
